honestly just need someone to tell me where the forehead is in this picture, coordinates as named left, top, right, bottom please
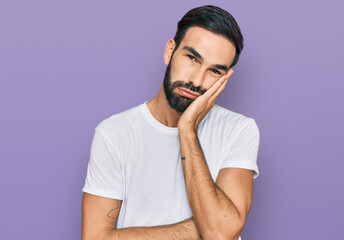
left=178, top=26, right=236, bottom=66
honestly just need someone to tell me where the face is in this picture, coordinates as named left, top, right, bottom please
left=163, top=26, right=236, bottom=113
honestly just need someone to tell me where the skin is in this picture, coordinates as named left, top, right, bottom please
left=147, top=26, right=235, bottom=127
left=82, top=26, right=254, bottom=240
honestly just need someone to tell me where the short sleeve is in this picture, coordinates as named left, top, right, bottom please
left=220, top=118, right=260, bottom=179
left=82, top=127, right=124, bottom=199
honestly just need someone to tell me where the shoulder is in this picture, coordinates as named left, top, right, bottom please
left=199, top=105, right=259, bottom=143
left=209, top=105, right=258, bottom=130
left=95, top=103, right=144, bottom=137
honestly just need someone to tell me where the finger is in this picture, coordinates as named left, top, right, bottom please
left=217, top=69, right=233, bottom=93
left=225, top=68, right=234, bottom=80
left=209, top=70, right=233, bottom=102
left=204, top=69, right=233, bottom=98
left=210, top=77, right=230, bottom=103
left=214, top=68, right=233, bottom=91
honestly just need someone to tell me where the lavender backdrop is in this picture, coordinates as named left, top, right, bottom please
left=1, top=0, right=343, bottom=239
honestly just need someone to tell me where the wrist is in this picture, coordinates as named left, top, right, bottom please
left=178, top=122, right=197, bottom=133
left=178, top=126, right=197, bottom=138
left=179, top=218, right=202, bottom=240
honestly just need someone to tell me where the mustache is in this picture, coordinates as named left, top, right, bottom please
left=170, top=81, right=207, bottom=95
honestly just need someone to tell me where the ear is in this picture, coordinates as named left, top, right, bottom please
left=163, top=39, right=176, bottom=66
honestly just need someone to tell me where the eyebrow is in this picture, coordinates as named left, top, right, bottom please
left=182, top=46, right=229, bottom=73
left=183, top=46, right=203, bottom=61
left=213, top=64, right=229, bottom=73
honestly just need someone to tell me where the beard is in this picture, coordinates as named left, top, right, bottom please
left=163, top=56, right=207, bottom=113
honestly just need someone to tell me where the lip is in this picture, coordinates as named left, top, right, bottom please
left=177, top=87, right=200, bottom=99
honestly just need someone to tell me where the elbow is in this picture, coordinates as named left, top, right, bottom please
left=202, top=216, right=245, bottom=240
left=97, top=228, right=115, bottom=240
left=215, top=225, right=244, bottom=240
left=222, top=217, right=246, bottom=240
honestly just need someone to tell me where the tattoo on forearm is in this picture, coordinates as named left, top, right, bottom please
left=181, top=156, right=186, bottom=160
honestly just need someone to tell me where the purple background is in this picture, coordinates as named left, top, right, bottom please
left=1, top=0, right=343, bottom=239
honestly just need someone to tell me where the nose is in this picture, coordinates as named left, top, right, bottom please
left=188, top=67, right=206, bottom=88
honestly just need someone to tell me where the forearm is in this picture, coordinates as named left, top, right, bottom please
left=99, top=218, right=201, bottom=240
left=179, top=129, right=241, bottom=239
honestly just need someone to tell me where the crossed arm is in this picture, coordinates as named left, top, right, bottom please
left=82, top=193, right=201, bottom=240
left=82, top=140, right=253, bottom=240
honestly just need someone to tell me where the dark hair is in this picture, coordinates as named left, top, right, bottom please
left=173, top=5, right=244, bottom=67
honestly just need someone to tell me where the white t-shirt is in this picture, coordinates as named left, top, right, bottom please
left=82, top=101, right=259, bottom=238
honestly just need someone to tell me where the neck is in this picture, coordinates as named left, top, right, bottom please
left=147, top=84, right=182, bottom=128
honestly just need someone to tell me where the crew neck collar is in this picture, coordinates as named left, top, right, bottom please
left=140, top=101, right=213, bottom=135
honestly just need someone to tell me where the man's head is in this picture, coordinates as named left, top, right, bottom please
left=163, top=5, right=244, bottom=113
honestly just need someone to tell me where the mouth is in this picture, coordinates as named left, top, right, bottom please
left=177, top=87, right=200, bottom=100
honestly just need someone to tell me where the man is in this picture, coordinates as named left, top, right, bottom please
left=82, top=5, right=259, bottom=240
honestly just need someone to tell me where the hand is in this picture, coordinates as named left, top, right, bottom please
left=177, top=69, right=234, bottom=132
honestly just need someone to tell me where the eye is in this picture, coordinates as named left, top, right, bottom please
left=186, top=54, right=196, bottom=61
left=211, top=69, right=221, bottom=75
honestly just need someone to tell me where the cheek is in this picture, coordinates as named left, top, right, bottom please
left=203, top=81, right=215, bottom=91
left=203, top=72, right=220, bottom=88
left=170, top=55, right=221, bottom=89
left=171, top=56, right=196, bottom=80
